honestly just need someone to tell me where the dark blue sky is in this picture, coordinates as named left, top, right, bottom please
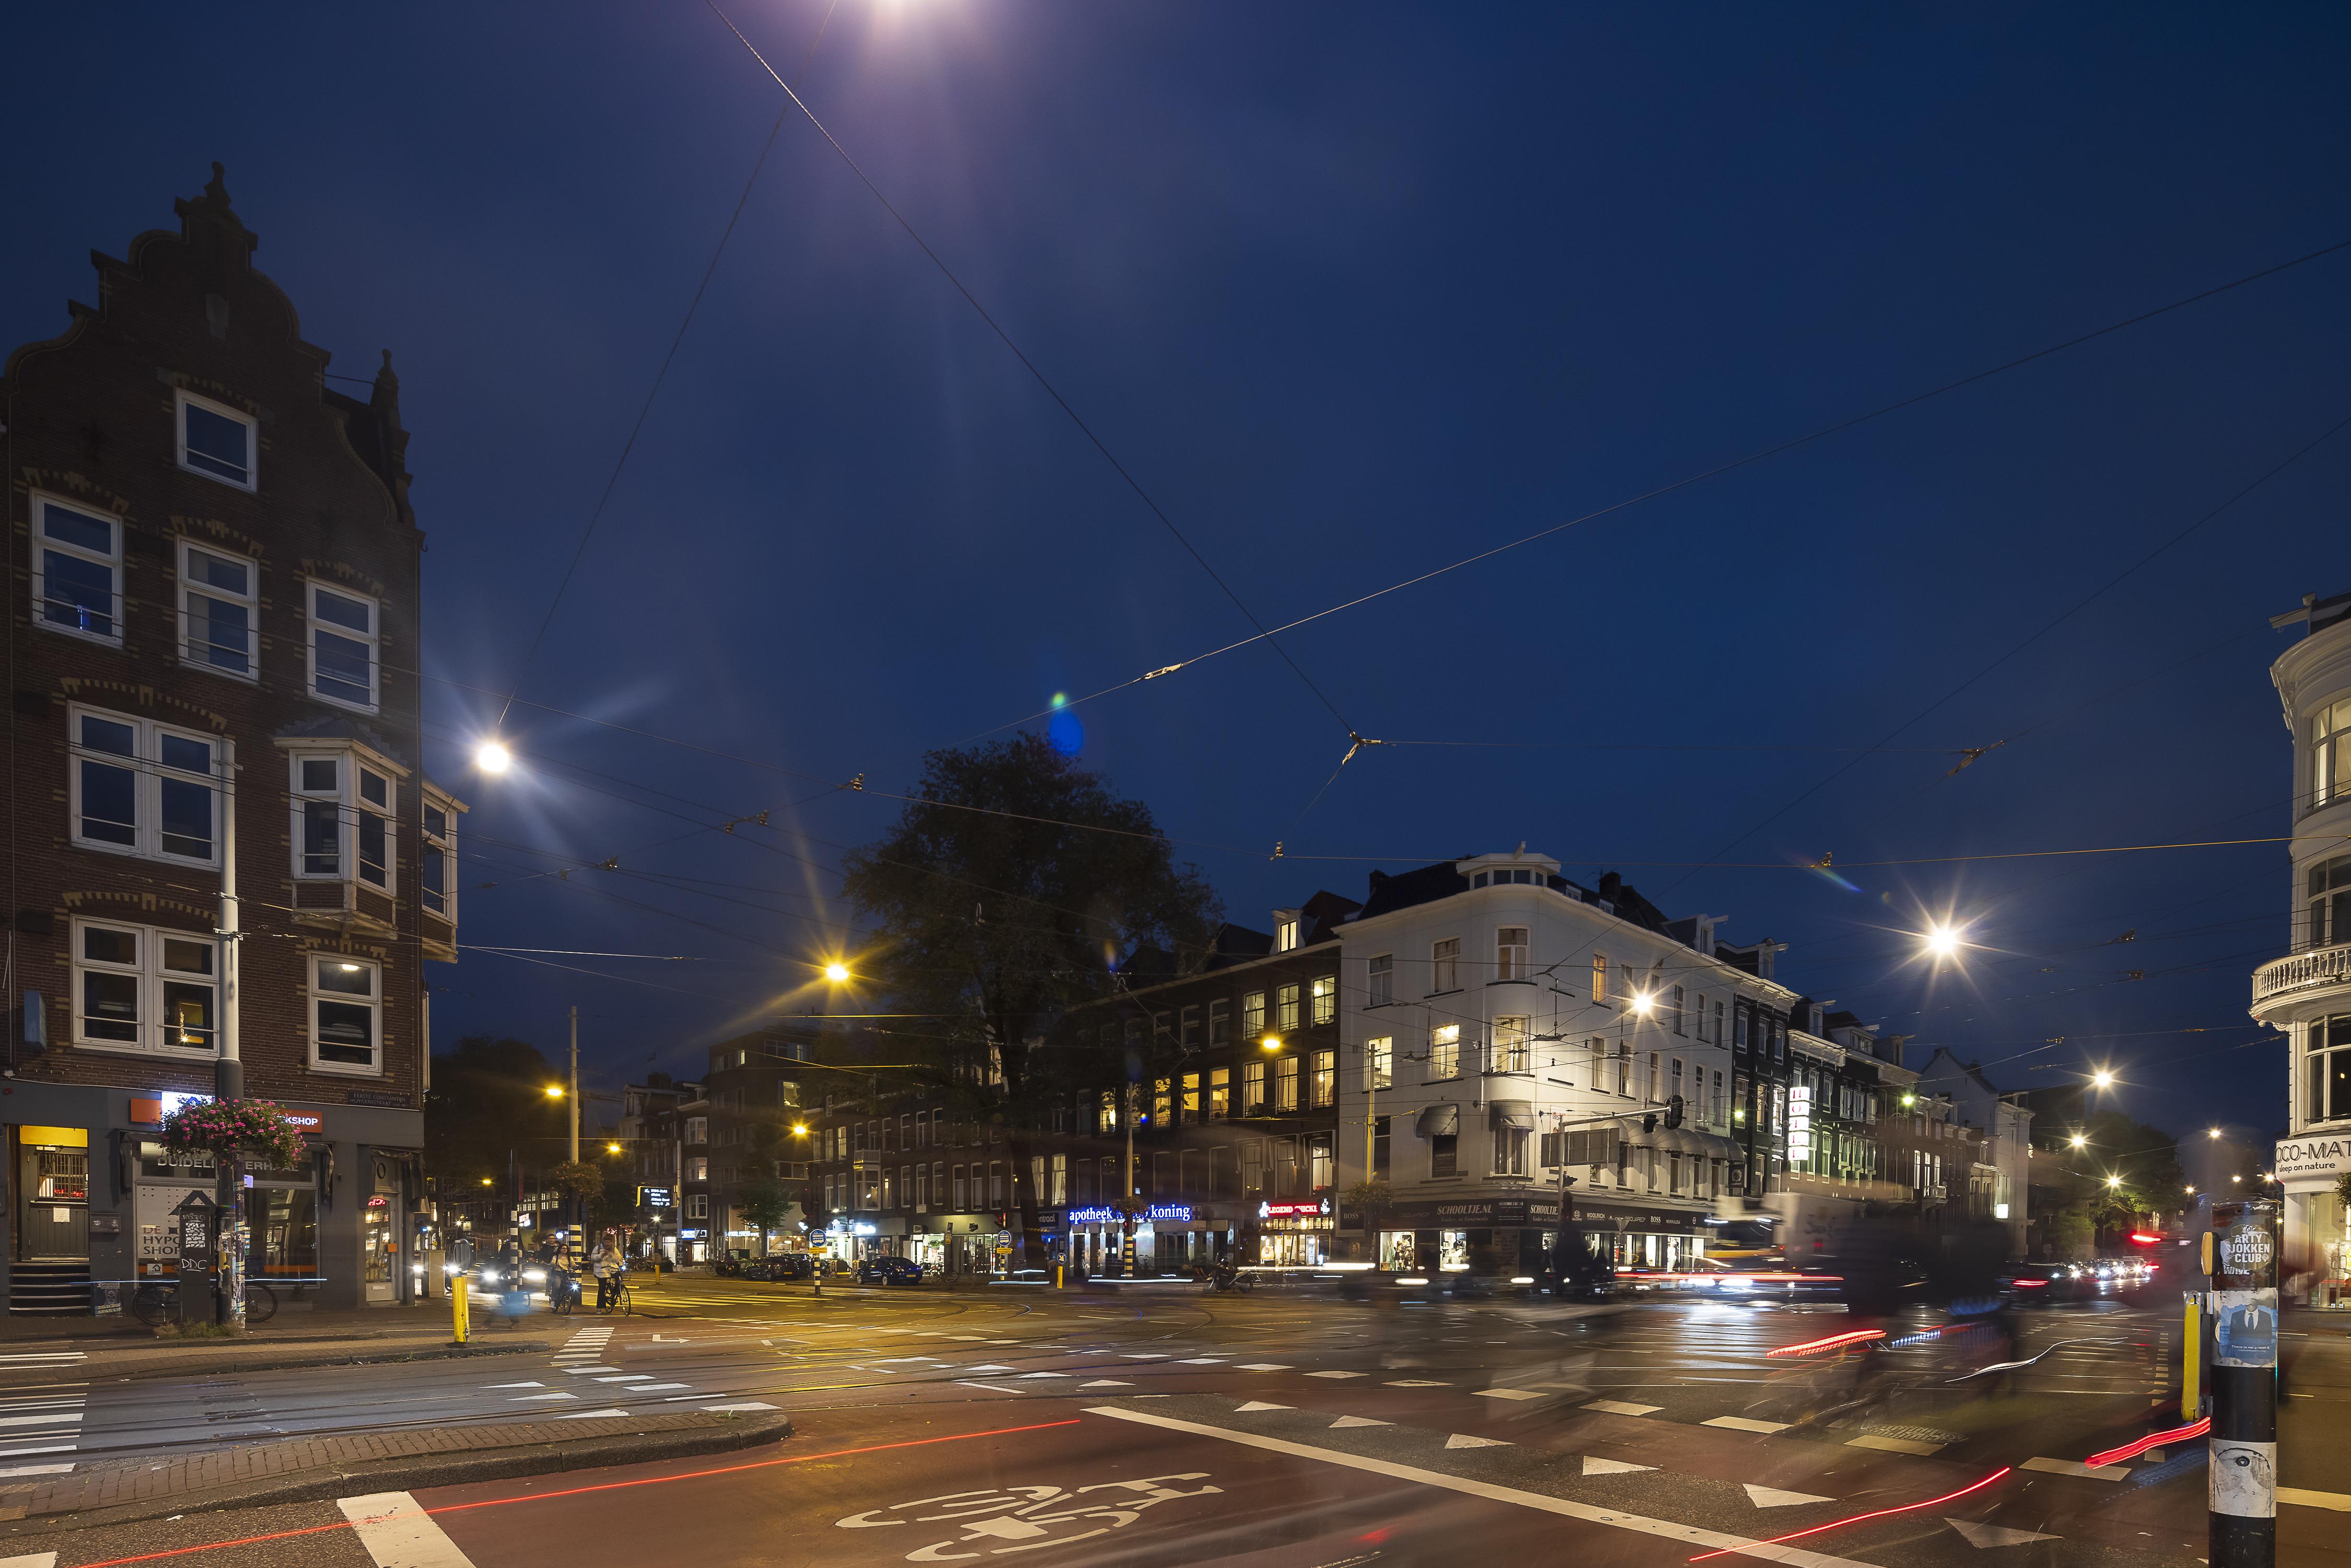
left=8, top=5, right=2348, bottom=1137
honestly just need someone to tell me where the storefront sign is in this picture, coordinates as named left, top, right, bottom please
left=1258, top=1199, right=1331, bottom=1220
left=1387, top=1195, right=1562, bottom=1228
left=131, top=1095, right=323, bottom=1132
left=2275, top=1135, right=2351, bottom=1186
left=1064, top=1204, right=1195, bottom=1225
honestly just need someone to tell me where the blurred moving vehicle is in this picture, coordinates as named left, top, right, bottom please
left=855, top=1255, right=925, bottom=1287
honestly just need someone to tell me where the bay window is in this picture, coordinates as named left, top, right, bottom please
left=311, top=954, right=381, bottom=1073
left=1496, top=927, right=1528, bottom=982
left=2313, top=699, right=2351, bottom=811
left=71, top=919, right=217, bottom=1057
left=1493, top=1015, right=1530, bottom=1073
left=288, top=750, right=399, bottom=895
left=70, top=706, right=221, bottom=867
left=2309, top=855, right=2351, bottom=950
left=422, top=797, right=456, bottom=919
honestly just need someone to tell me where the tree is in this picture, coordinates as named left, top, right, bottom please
left=841, top=734, right=1223, bottom=1265
left=424, top=1036, right=567, bottom=1189
left=737, top=1176, right=795, bottom=1253
left=2038, top=1111, right=2187, bottom=1254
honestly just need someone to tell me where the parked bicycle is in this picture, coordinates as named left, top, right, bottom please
left=128, top=1278, right=278, bottom=1327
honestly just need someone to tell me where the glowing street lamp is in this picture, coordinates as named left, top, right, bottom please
left=2090, top=1068, right=2115, bottom=1089
left=544, top=1085, right=565, bottom=1100
left=2068, top=1131, right=2087, bottom=1149
left=476, top=739, right=512, bottom=774
left=1631, top=991, right=1656, bottom=1019
left=2208, top=1127, right=2223, bottom=1140
left=1260, top=1035, right=1284, bottom=1053
left=2105, top=1174, right=2123, bottom=1189
left=606, top=1142, right=622, bottom=1156
left=1922, top=923, right=1962, bottom=960
left=823, top=962, right=851, bottom=984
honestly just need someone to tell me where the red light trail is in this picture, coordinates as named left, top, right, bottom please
left=1687, top=1468, right=2012, bottom=1561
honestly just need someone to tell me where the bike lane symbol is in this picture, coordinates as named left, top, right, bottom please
left=836, top=1473, right=1224, bottom=1560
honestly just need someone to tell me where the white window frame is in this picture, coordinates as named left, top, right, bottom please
left=1496, top=927, right=1528, bottom=982
left=1428, top=1024, right=1461, bottom=1081
left=287, top=750, right=397, bottom=894
left=306, top=580, right=380, bottom=713
left=1369, top=1036, right=1393, bottom=1090
left=1275, top=916, right=1300, bottom=953
left=421, top=796, right=457, bottom=921
left=309, top=952, right=382, bottom=1076
left=176, top=388, right=258, bottom=491
left=69, top=917, right=220, bottom=1059
left=1309, top=975, right=1336, bottom=1027
left=1367, top=953, right=1393, bottom=1006
left=69, top=704, right=224, bottom=869
left=31, top=494, right=123, bottom=646
left=177, top=539, right=259, bottom=680
left=1493, top=1015, right=1531, bottom=1073
left=1431, top=937, right=1461, bottom=992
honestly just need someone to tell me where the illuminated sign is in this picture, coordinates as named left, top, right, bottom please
left=1065, top=1204, right=1192, bottom=1225
left=132, top=1092, right=322, bottom=1132
left=1258, top=1200, right=1331, bottom=1220
left=638, top=1186, right=674, bottom=1210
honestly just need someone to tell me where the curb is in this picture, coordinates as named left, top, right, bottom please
left=9, top=1339, right=554, bottom=1386
left=5, top=1411, right=792, bottom=1535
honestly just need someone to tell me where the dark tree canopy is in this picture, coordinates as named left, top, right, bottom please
left=424, top=1036, right=571, bottom=1186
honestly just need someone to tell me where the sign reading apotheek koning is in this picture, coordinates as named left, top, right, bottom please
left=2274, top=1135, right=2351, bottom=1184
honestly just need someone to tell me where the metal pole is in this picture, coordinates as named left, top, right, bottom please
left=2208, top=1199, right=2279, bottom=1568
left=1122, top=1082, right=1137, bottom=1278
left=213, top=738, right=240, bottom=1098
left=568, top=1007, right=580, bottom=1163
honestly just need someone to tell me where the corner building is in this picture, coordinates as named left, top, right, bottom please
left=2255, top=589, right=2351, bottom=1305
left=0, top=169, right=460, bottom=1312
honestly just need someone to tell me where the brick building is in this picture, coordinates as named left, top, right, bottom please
left=0, top=168, right=459, bottom=1311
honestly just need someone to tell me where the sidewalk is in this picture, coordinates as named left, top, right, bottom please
left=0, top=1407, right=793, bottom=1532
left=0, top=1301, right=560, bottom=1386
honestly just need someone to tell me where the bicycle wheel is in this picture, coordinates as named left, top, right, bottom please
left=242, top=1281, right=278, bottom=1325
left=129, top=1283, right=171, bottom=1327
left=553, top=1280, right=576, bottom=1316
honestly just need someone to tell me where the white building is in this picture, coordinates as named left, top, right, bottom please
left=2253, top=589, right=2351, bottom=1306
left=1331, top=849, right=1799, bottom=1276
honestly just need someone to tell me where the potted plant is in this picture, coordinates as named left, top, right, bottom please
left=160, top=1098, right=306, bottom=1334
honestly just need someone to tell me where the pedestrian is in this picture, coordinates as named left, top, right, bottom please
left=592, top=1236, right=624, bottom=1312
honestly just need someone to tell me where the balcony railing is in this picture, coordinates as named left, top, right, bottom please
left=2253, top=942, right=2351, bottom=1008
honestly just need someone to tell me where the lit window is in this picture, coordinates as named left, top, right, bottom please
left=2314, top=699, right=2351, bottom=811
left=1310, top=975, right=1336, bottom=1026
left=1591, top=953, right=1608, bottom=1004
left=1311, top=1050, right=1334, bottom=1108
left=1209, top=1067, right=1230, bottom=1120
left=1242, top=991, right=1266, bottom=1037
left=1429, top=1024, right=1461, bottom=1081
left=1496, top=927, right=1528, bottom=982
left=179, top=542, right=256, bottom=678
left=1493, top=1015, right=1530, bottom=1073
left=71, top=920, right=217, bottom=1057
left=32, top=496, right=122, bottom=644
left=311, top=954, right=380, bottom=1074
left=69, top=706, right=220, bottom=866
left=1243, top=1060, right=1266, bottom=1113
left=1276, top=916, right=1299, bottom=953
left=1368, top=1036, right=1393, bottom=1090
left=307, top=582, right=378, bottom=711
left=1276, top=984, right=1301, bottom=1032
left=177, top=390, right=255, bottom=489
left=1276, top=1055, right=1300, bottom=1112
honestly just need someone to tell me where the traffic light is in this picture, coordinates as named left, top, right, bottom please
left=1665, top=1095, right=1685, bottom=1130
left=1641, top=1113, right=1658, bottom=1135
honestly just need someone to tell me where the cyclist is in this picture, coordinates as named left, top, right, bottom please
left=592, top=1236, right=625, bottom=1312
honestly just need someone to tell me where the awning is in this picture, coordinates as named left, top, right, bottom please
left=1489, top=1100, right=1536, bottom=1132
left=1415, top=1104, right=1460, bottom=1139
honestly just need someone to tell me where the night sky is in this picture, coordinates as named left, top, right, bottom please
left=7, top=5, right=2348, bottom=1140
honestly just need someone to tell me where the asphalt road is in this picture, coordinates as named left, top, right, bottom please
left=15, top=1275, right=2351, bottom=1568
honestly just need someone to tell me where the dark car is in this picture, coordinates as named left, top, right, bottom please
left=2000, top=1261, right=2094, bottom=1304
left=762, top=1254, right=815, bottom=1281
left=855, top=1256, right=925, bottom=1287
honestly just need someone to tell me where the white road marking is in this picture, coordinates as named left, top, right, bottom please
left=1582, top=1400, right=1661, bottom=1417
left=1235, top=1401, right=1289, bottom=1412
left=339, top=1490, right=478, bottom=1568
left=1387, top=1380, right=1449, bottom=1388
left=1087, top=1406, right=1878, bottom=1568
left=1745, top=1485, right=1833, bottom=1508
left=560, top=1409, right=631, bottom=1419
left=1706, top=1418, right=1793, bottom=1435
left=1946, top=1519, right=2059, bottom=1547
left=1080, top=1380, right=1134, bottom=1389
left=0, top=1463, right=72, bottom=1478
left=595, top=1376, right=653, bottom=1383
left=562, top=1367, right=622, bottom=1375
left=511, top=1393, right=577, bottom=1402
left=0, top=1552, right=58, bottom=1568
left=1177, top=1358, right=1227, bottom=1364
left=1847, top=1435, right=1943, bottom=1457
left=956, top=1382, right=1026, bottom=1393
left=1305, top=1371, right=1367, bottom=1380
left=0, top=1415, right=79, bottom=1428
left=2018, top=1456, right=2124, bottom=1479
left=0, top=1447, right=76, bottom=1460
left=1237, top=1364, right=1291, bottom=1372
left=1330, top=1415, right=1390, bottom=1428
left=1019, top=1372, right=1069, bottom=1379
left=702, top=1402, right=777, bottom=1412
left=632, top=1383, right=693, bottom=1392
left=483, top=1382, right=542, bottom=1389
left=1476, top=1389, right=1545, bottom=1402
left=1583, top=1457, right=1656, bottom=1475
left=1447, top=1434, right=1509, bottom=1449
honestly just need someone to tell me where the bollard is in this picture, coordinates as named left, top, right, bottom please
left=2182, top=1293, right=2202, bottom=1423
left=2208, top=1200, right=2279, bottom=1568
left=451, top=1272, right=469, bottom=1345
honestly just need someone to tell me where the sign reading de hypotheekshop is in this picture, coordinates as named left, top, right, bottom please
left=2275, top=1135, right=2351, bottom=1185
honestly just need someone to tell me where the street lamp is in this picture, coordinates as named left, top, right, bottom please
left=2068, top=1131, right=2087, bottom=1149
left=1922, top=923, right=1961, bottom=960
left=791, top=1123, right=809, bottom=1137
left=606, top=1142, right=622, bottom=1156
left=2105, top=1175, right=2123, bottom=1189
left=544, top=1085, right=565, bottom=1100
left=823, top=963, right=851, bottom=984
left=2091, top=1069, right=2115, bottom=1088
left=2209, top=1128, right=2223, bottom=1140
left=1260, top=1035, right=1283, bottom=1052
left=1631, top=992, right=1656, bottom=1019
left=475, top=739, right=512, bottom=774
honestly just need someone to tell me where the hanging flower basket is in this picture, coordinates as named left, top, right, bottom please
left=161, top=1098, right=306, bottom=1172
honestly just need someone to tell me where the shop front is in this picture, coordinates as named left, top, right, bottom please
left=1379, top=1193, right=1563, bottom=1276
left=1254, top=1198, right=1335, bottom=1267
left=917, top=1213, right=999, bottom=1275
left=1569, top=1197, right=1712, bottom=1272
left=2278, top=1132, right=2351, bottom=1306
left=1061, top=1202, right=1233, bottom=1274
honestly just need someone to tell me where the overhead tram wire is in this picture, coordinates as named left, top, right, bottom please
left=1655, top=409, right=2351, bottom=898
left=703, top=2, right=1365, bottom=747
left=488, top=0, right=842, bottom=736
left=965, top=235, right=2351, bottom=744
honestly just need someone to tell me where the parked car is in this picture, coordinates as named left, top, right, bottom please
left=714, top=1250, right=750, bottom=1278
left=757, top=1254, right=814, bottom=1281
left=855, top=1256, right=925, bottom=1287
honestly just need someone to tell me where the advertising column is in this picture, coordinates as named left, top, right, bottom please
left=2208, top=1199, right=2279, bottom=1568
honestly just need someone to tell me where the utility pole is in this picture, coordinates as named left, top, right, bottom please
left=1121, top=1081, right=1138, bottom=1278
left=568, top=1006, right=581, bottom=1163
left=212, top=739, right=245, bottom=1330
left=2207, top=1198, right=2279, bottom=1568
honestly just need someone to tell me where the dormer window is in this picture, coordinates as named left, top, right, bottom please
left=1275, top=915, right=1300, bottom=953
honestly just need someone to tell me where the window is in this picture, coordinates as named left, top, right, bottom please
left=311, top=954, right=380, bottom=1073
left=1591, top=954, right=1608, bottom=1004
left=307, top=582, right=379, bottom=711
left=1311, top=1050, right=1334, bottom=1107
left=1734, top=1005, right=1750, bottom=1053
left=1373, top=1116, right=1391, bottom=1177
left=1648, top=1053, right=1662, bottom=1104
left=1153, top=1011, right=1173, bottom=1044
left=33, top=496, right=122, bottom=644
left=1243, top=1060, right=1266, bottom=1114
left=687, top=1157, right=708, bottom=1184
left=686, top=1117, right=709, bottom=1145
left=1369, top=1036, right=1393, bottom=1090
left=179, top=541, right=255, bottom=678
left=1276, top=916, right=1300, bottom=952
left=289, top=752, right=397, bottom=891
left=1310, top=1133, right=1334, bottom=1190
left=71, top=920, right=218, bottom=1056
left=1242, top=991, right=1266, bottom=1038
left=2309, top=856, right=2351, bottom=950
left=1309, top=975, right=1336, bottom=1026
left=1209, top=998, right=1230, bottom=1045
left=1429, top=1024, right=1461, bottom=1081
left=70, top=706, right=221, bottom=866
left=177, top=390, right=255, bottom=489
left=1495, top=1126, right=1529, bottom=1177
left=686, top=1193, right=709, bottom=1218
left=1587, top=1036, right=1607, bottom=1090
left=2313, top=699, right=2351, bottom=810
left=1277, top=1055, right=1300, bottom=1111
left=1670, top=984, right=1686, bottom=1035
left=1615, top=1044, right=1632, bottom=1097
left=1714, top=1070, right=1725, bottom=1129
left=1154, top=1077, right=1172, bottom=1125
left=1496, top=927, right=1528, bottom=982
left=1693, top=992, right=1708, bottom=1042
left=1492, top=1015, right=1530, bottom=1073
left=2305, top=1016, right=2351, bottom=1123
left=1097, top=1091, right=1118, bottom=1134
left=1714, top=999, right=1726, bottom=1046
left=1671, top=1056, right=1684, bottom=1111
left=1432, top=937, right=1460, bottom=992
left=1180, top=1004, right=1201, bottom=1047
left=1431, top=1134, right=1458, bottom=1179
left=1276, top=984, right=1301, bottom=1032
left=1181, top=1073, right=1200, bottom=1119
left=1209, top=1067, right=1230, bottom=1119
left=990, top=1162, right=1005, bottom=1206
left=1367, top=954, right=1393, bottom=1006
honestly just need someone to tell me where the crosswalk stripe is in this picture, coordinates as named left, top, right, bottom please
left=0, top=1552, right=59, bottom=1568
left=0, top=1463, right=73, bottom=1479
left=339, top=1491, right=478, bottom=1568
